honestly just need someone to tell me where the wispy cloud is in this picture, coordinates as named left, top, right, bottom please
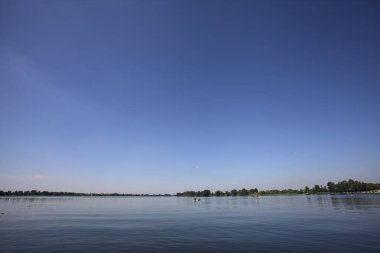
left=30, top=174, right=53, bottom=180
left=1, top=47, right=94, bottom=110
left=0, top=174, right=55, bottom=191
left=0, top=174, right=54, bottom=181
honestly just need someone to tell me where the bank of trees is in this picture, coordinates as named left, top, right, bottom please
left=259, top=188, right=304, bottom=195
left=325, top=179, right=380, bottom=193
left=0, top=190, right=171, bottom=197
left=0, top=190, right=86, bottom=196
left=301, top=179, right=380, bottom=194
left=176, top=179, right=380, bottom=197
left=176, top=188, right=258, bottom=197
left=2, top=179, right=380, bottom=197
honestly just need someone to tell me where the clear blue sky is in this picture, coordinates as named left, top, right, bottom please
left=1, top=0, right=379, bottom=194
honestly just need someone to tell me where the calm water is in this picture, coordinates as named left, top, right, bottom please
left=0, top=195, right=380, bottom=253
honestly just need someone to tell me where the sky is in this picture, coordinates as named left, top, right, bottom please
left=0, top=0, right=379, bottom=194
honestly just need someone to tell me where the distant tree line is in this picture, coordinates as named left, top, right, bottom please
left=326, top=179, right=380, bottom=193
left=176, top=179, right=380, bottom=197
left=301, top=179, right=380, bottom=194
left=177, top=188, right=259, bottom=197
left=259, top=189, right=304, bottom=195
left=0, top=190, right=171, bottom=197
left=2, top=179, right=380, bottom=197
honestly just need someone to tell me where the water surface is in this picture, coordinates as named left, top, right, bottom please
left=1, top=195, right=379, bottom=252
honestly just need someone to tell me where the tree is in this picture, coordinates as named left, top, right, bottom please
left=327, top=182, right=335, bottom=192
left=214, top=190, right=224, bottom=196
left=313, top=185, right=321, bottom=193
left=239, top=188, right=249, bottom=196
left=249, top=188, right=258, bottom=195
left=201, top=190, right=211, bottom=197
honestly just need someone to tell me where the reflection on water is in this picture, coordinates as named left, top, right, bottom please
left=301, top=194, right=380, bottom=212
left=330, top=195, right=380, bottom=211
left=0, top=195, right=380, bottom=253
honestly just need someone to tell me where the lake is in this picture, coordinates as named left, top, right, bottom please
left=0, top=195, right=379, bottom=253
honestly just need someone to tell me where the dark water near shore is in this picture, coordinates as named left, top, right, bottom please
left=0, top=195, right=380, bottom=253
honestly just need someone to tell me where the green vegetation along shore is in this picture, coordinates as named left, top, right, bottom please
left=176, top=179, right=380, bottom=197
left=0, top=191, right=171, bottom=197
left=1, top=179, right=379, bottom=197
